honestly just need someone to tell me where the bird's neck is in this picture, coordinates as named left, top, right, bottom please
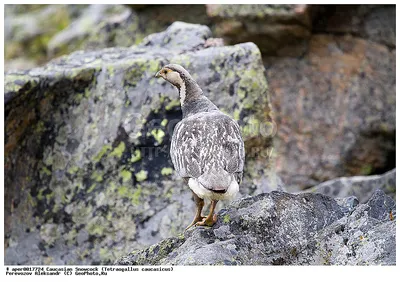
left=177, top=78, right=203, bottom=106
left=175, top=78, right=219, bottom=118
left=181, top=95, right=219, bottom=118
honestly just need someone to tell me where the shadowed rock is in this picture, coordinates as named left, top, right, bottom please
left=207, top=4, right=313, bottom=57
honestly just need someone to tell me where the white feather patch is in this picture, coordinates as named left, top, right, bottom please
left=188, top=178, right=239, bottom=201
left=179, top=82, right=186, bottom=105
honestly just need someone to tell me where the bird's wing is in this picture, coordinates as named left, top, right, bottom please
left=170, top=111, right=244, bottom=180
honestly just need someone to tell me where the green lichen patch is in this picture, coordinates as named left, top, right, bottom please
left=161, top=167, right=173, bottom=176
left=161, top=119, right=168, bottom=127
left=5, top=73, right=40, bottom=94
left=151, top=129, right=165, bottom=144
left=135, top=170, right=148, bottom=182
left=117, top=186, right=128, bottom=197
left=131, top=186, right=142, bottom=205
left=94, top=144, right=112, bottom=162
left=223, top=214, right=231, bottom=223
left=110, top=142, right=126, bottom=158
left=68, top=165, right=79, bottom=174
left=165, top=99, right=181, bottom=111
left=91, top=171, right=103, bottom=182
left=87, top=183, right=97, bottom=193
left=40, top=166, right=52, bottom=177
left=130, top=149, right=141, bottom=163
left=120, top=170, right=132, bottom=183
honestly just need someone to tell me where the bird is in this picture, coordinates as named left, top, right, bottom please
left=155, top=64, right=245, bottom=229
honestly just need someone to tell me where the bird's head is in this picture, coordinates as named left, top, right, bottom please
left=155, top=64, right=203, bottom=106
left=155, top=64, right=192, bottom=89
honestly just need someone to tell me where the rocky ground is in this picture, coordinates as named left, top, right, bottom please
left=4, top=4, right=396, bottom=265
left=115, top=189, right=395, bottom=265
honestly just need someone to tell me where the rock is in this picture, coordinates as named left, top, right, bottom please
left=310, top=189, right=396, bottom=265
left=265, top=34, right=395, bottom=190
left=48, top=4, right=215, bottom=60
left=313, top=5, right=395, bottom=48
left=4, top=58, right=38, bottom=72
left=306, top=169, right=395, bottom=203
left=5, top=4, right=213, bottom=71
left=47, top=5, right=135, bottom=57
left=5, top=22, right=273, bottom=265
left=131, top=4, right=211, bottom=33
left=138, top=21, right=212, bottom=51
left=115, top=189, right=395, bottom=265
left=4, top=4, right=84, bottom=71
left=206, top=4, right=313, bottom=56
left=334, top=196, right=359, bottom=215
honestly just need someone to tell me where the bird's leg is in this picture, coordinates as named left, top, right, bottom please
left=196, top=200, right=218, bottom=227
left=185, top=193, right=205, bottom=231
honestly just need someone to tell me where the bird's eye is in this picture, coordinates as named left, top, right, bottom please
left=163, top=70, right=168, bottom=75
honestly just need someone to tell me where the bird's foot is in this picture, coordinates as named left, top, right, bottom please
left=195, top=214, right=218, bottom=227
left=185, top=216, right=206, bottom=231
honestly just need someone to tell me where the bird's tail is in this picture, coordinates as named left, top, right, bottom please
left=198, top=169, right=233, bottom=193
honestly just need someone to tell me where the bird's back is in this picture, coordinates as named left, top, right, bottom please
left=171, top=109, right=244, bottom=193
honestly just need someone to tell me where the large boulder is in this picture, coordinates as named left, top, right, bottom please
left=4, top=22, right=273, bottom=265
left=4, top=4, right=85, bottom=71
left=206, top=4, right=313, bottom=56
left=265, top=34, right=395, bottom=191
left=47, top=5, right=139, bottom=58
left=313, top=5, right=395, bottom=48
left=115, top=189, right=396, bottom=265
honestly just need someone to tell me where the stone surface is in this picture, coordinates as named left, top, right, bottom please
left=207, top=4, right=312, bottom=56
left=5, top=22, right=273, bottom=265
left=306, top=168, right=395, bottom=203
left=47, top=5, right=138, bottom=57
left=4, top=4, right=84, bottom=70
left=265, top=34, right=395, bottom=191
left=115, top=189, right=396, bottom=265
left=313, top=5, right=395, bottom=48
left=5, top=4, right=213, bottom=71
left=309, top=189, right=396, bottom=265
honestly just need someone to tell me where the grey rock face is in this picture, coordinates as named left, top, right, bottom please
left=309, top=189, right=396, bottom=265
left=306, top=169, right=395, bottom=203
left=5, top=22, right=273, bottom=265
left=115, top=189, right=396, bottom=265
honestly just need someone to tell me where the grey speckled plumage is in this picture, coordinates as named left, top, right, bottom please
left=171, top=111, right=244, bottom=191
left=155, top=63, right=245, bottom=228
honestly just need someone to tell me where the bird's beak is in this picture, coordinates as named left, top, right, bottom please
left=155, top=70, right=162, bottom=78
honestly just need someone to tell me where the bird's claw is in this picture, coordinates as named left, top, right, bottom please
left=185, top=216, right=206, bottom=231
left=195, top=214, right=218, bottom=227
